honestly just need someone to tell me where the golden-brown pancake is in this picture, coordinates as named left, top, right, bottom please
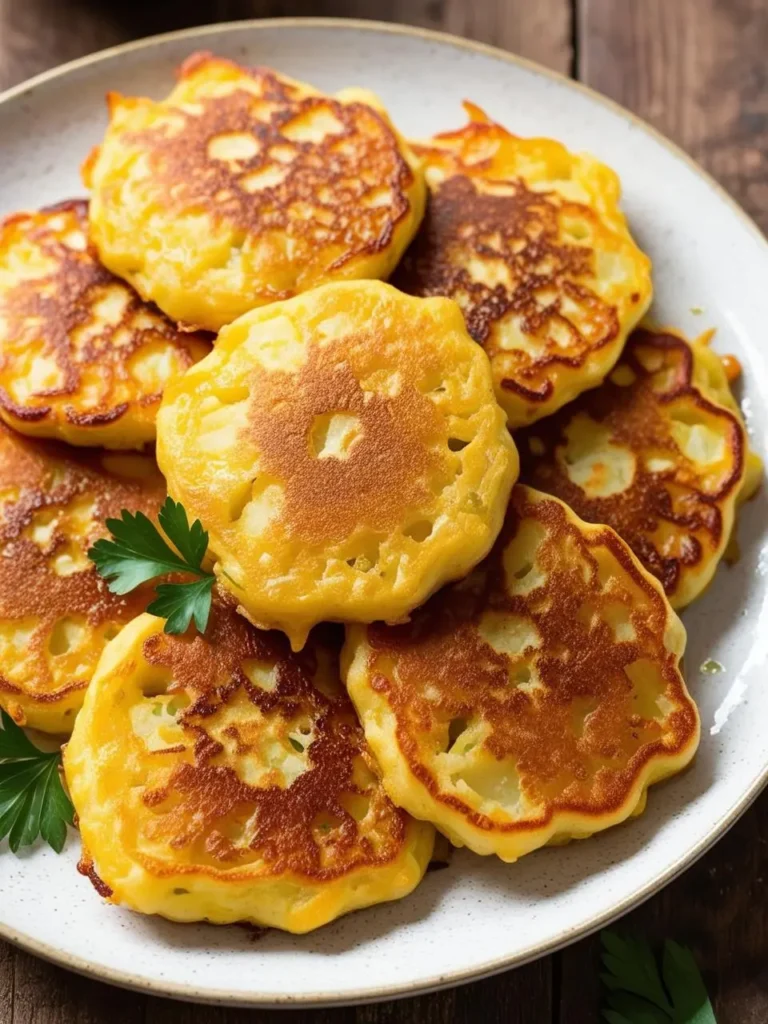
left=519, top=327, right=762, bottom=608
left=0, top=200, right=210, bottom=448
left=344, top=485, right=699, bottom=863
left=392, top=103, right=653, bottom=428
left=84, top=52, right=426, bottom=331
left=0, top=421, right=165, bottom=733
left=64, top=604, right=434, bottom=933
left=157, top=280, right=519, bottom=651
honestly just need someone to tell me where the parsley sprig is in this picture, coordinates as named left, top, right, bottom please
left=89, top=497, right=215, bottom=635
left=601, top=930, right=717, bottom=1024
left=0, top=711, right=74, bottom=854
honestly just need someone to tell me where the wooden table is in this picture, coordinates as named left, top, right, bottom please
left=1, top=1, right=767, bottom=1020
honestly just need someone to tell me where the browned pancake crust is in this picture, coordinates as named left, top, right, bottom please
left=247, top=334, right=447, bottom=547
left=0, top=422, right=165, bottom=710
left=0, top=200, right=207, bottom=430
left=393, top=173, right=622, bottom=406
left=364, top=488, right=696, bottom=827
left=519, top=328, right=745, bottom=599
left=136, top=609, right=409, bottom=880
left=119, top=53, right=414, bottom=278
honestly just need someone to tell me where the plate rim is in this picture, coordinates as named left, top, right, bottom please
left=1, top=15, right=768, bottom=1008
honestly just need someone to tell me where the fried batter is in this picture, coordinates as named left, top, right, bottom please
left=0, top=201, right=209, bottom=448
left=64, top=604, right=434, bottom=933
left=84, top=53, right=425, bottom=331
left=519, top=328, right=762, bottom=607
left=157, top=280, right=519, bottom=650
left=393, top=103, right=652, bottom=428
left=0, top=422, right=165, bottom=733
left=344, top=486, right=699, bottom=862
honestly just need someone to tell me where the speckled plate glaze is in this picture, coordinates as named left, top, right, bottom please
left=1, top=18, right=767, bottom=1009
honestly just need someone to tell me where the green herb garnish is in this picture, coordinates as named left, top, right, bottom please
left=89, top=497, right=214, bottom=635
left=601, top=930, right=717, bottom=1023
left=0, top=711, right=74, bottom=854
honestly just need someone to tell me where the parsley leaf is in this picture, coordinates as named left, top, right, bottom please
left=89, top=508, right=190, bottom=594
left=89, top=497, right=215, bottom=636
left=148, top=577, right=215, bottom=635
left=158, top=498, right=209, bottom=570
left=0, top=715, right=45, bottom=758
left=662, top=941, right=717, bottom=1024
left=0, top=711, right=73, bottom=854
left=601, top=931, right=717, bottom=1024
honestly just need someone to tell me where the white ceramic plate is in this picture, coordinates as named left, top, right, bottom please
left=1, top=17, right=767, bottom=1009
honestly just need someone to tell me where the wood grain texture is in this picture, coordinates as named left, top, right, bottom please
left=557, top=789, right=768, bottom=1024
left=0, top=0, right=125, bottom=92
left=9, top=948, right=145, bottom=1024
left=1, top=1, right=768, bottom=1022
left=0, top=0, right=572, bottom=91
left=0, top=941, right=13, bottom=1023
left=578, top=0, right=768, bottom=233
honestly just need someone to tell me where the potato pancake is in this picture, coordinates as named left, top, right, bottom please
left=64, top=604, right=434, bottom=933
left=344, top=485, right=699, bottom=863
left=0, top=200, right=209, bottom=448
left=157, top=280, right=518, bottom=650
left=392, top=103, right=652, bottom=428
left=519, top=328, right=762, bottom=608
left=84, top=53, right=425, bottom=331
left=0, top=422, right=165, bottom=733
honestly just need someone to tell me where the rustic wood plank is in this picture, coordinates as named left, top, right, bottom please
left=0, top=939, right=13, bottom=1023
left=559, top=790, right=768, bottom=1024
left=577, top=0, right=768, bottom=233
left=144, top=995, right=357, bottom=1023
left=9, top=947, right=146, bottom=1024
left=409, top=0, right=572, bottom=73
left=560, top=1, right=768, bottom=1020
left=356, top=955, right=552, bottom=1024
left=0, top=0, right=125, bottom=92
left=0, top=0, right=572, bottom=94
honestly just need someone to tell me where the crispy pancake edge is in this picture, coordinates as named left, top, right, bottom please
left=343, top=485, right=699, bottom=862
left=518, top=326, right=758, bottom=607
left=64, top=604, right=434, bottom=931
left=392, top=103, right=652, bottom=427
left=0, top=200, right=210, bottom=448
left=0, top=422, right=165, bottom=732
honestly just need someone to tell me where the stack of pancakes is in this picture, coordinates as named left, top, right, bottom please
left=0, top=53, right=759, bottom=933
